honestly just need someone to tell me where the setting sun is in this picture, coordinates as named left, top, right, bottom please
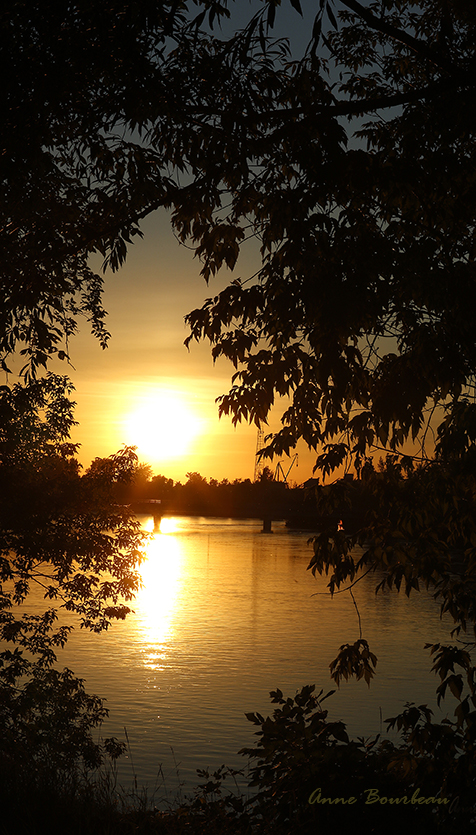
left=123, top=391, right=203, bottom=463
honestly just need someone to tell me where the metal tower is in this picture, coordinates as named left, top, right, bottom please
left=253, top=427, right=265, bottom=482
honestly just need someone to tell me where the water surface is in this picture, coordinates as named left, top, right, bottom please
left=34, top=517, right=456, bottom=797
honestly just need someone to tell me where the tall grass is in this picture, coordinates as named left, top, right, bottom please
left=0, top=731, right=253, bottom=835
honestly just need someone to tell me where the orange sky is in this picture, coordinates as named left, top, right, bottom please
left=65, top=209, right=318, bottom=484
left=22, top=4, right=334, bottom=486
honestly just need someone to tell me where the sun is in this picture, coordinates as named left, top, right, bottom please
left=123, top=391, right=203, bottom=462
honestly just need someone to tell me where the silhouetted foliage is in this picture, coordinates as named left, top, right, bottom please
left=173, top=0, right=476, bottom=475
left=2, top=0, right=475, bottom=470
left=0, top=376, right=146, bottom=780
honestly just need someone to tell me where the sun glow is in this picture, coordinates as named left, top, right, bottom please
left=158, top=517, right=179, bottom=534
left=137, top=529, right=183, bottom=667
left=124, top=391, right=203, bottom=463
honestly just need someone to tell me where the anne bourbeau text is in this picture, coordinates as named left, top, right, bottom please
left=309, top=787, right=451, bottom=807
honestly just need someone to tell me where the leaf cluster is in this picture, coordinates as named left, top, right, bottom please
left=304, top=454, right=476, bottom=736
left=0, top=373, right=147, bottom=811
left=307, top=453, right=476, bottom=638
left=234, top=683, right=468, bottom=833
left=0, top=377, right=147, bottom=674
left=174, top=0, right=476, bottom=473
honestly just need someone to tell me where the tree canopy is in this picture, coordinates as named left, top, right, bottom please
left=178, top=0, right=476, bottom=474
left=2, top=0, right=476, bottom=474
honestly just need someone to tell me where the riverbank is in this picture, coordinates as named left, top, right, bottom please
left=2, top=683, right=466, bottom=835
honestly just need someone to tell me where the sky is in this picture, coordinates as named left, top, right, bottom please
left=12, top=1, right=413, bottom=485
left=67, top=208, right=317, bottom=484
left=59, top=2, right=325, bottom=485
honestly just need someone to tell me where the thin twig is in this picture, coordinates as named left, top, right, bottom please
left=349, top=586, right=362, bottom=639
left=311, top=564, right=374, bottom=595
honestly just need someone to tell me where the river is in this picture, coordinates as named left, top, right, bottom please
left=29, top=516, right=456, bottom=802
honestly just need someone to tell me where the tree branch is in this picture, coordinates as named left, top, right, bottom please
left=186, top=77, right=471, bottom=130
left=338, top=0, right=458, bottom=76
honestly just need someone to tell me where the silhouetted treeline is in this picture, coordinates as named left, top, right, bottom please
left=116, top=467, right=311, bottom=521
left=115, top=463, right=402, bottom=532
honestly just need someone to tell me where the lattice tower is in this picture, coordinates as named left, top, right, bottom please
left=253, top=427, right=265, bottom=482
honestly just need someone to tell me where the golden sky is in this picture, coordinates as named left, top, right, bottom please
left=2, top=5, right=323, bottom=486
left=67, top=209, right=317, bottom=484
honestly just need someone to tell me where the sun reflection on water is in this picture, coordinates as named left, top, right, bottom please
left=136, top=521, right=182, bottom=669
left=158, top=517, right=179, bottom=534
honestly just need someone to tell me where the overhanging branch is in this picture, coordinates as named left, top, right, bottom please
left=339, top=0, right=459, bottom=76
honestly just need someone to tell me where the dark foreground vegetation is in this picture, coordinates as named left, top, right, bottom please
left=1, top=683, right=472, bottom=835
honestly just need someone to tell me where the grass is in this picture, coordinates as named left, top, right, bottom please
left=0, top=736, right=255, bottom=835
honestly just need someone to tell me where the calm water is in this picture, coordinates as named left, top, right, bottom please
left=22, top=517, right=455, bottom=799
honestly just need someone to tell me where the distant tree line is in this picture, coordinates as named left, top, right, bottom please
left=115, top=465, right=306, bottom=520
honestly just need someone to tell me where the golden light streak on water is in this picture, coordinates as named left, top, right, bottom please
left=158, top=517, right=179, bottom=534
left=136, top=526, right=183, bottom=669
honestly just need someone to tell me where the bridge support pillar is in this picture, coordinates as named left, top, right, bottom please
left=261, top=517, right=272, bottom=533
